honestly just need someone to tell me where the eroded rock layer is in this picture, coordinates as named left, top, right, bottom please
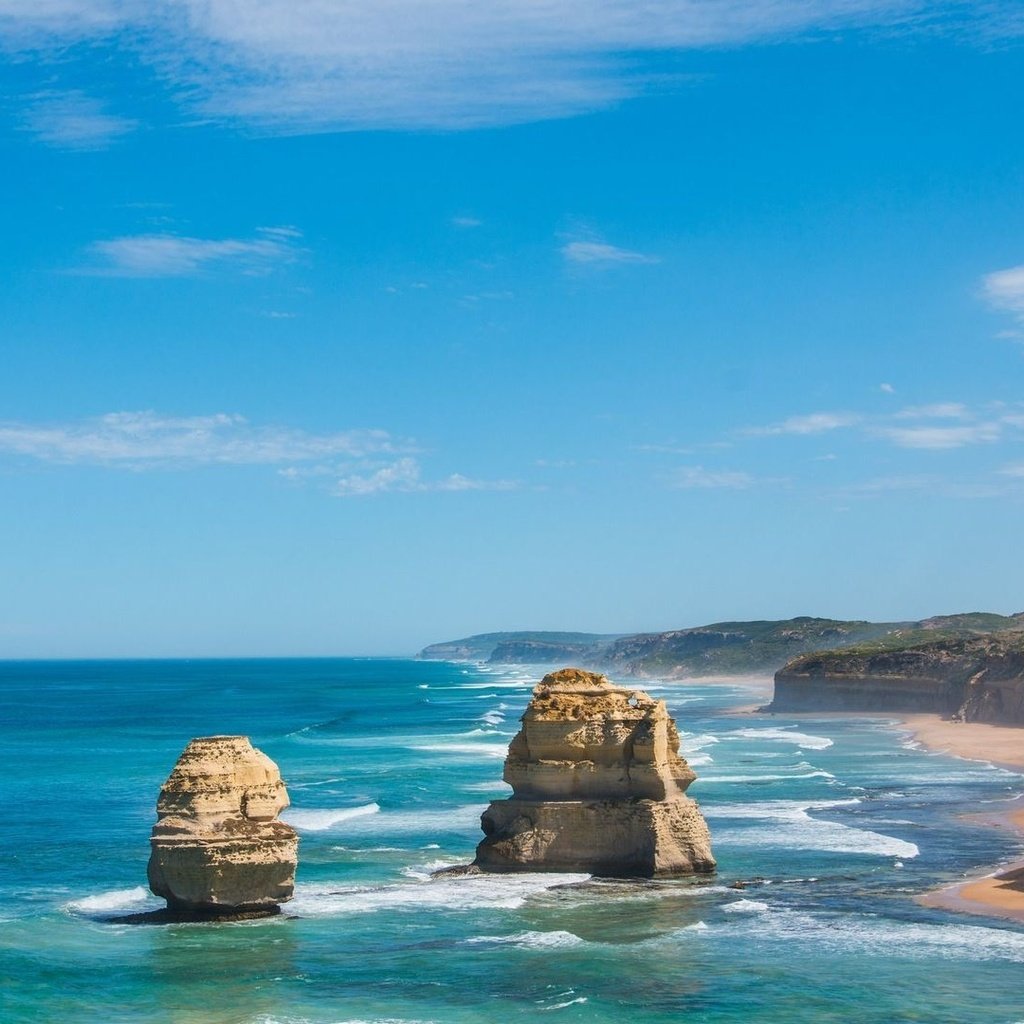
left=147, top=736, right=298, bottom=916
left=771, top=630, right=1024, bottom=724
left=474, top=668, right=715, bottom=876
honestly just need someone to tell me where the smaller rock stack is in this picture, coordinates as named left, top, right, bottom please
left=147, top=736, right=299, bottom=918
left=474, top=668, right=715, bottom=877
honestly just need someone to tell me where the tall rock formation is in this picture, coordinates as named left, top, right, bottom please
left=474, top=668, right=715, bottom=877
left=148, top=736, right=299, bottom=917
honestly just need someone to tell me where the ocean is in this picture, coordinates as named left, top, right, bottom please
left=2, top=657, right=1023, bottom=1023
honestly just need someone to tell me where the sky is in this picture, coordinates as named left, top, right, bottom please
left=1, top=1, right=1023, bottom=657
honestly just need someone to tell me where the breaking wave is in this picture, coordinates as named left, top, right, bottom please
left=282, top=803, right=381, bottom=831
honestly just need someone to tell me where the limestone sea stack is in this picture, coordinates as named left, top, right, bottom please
left=147, top=736, right=299, bottom=917
left=474, top=668, right=715, bottom=876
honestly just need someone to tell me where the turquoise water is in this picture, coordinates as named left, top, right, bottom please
left=3, top=658, right=1024, bottom=1023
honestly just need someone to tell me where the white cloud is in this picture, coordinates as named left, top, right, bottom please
left=873, top=422, right=1001, bottom=449
left=0, top=411, right=398, bottom=467
left=562, top=240, right=657, bottom=266
left=332, top=457, right=517, bottom=497
left=82, top=227, right=302, bottom=277
left=0, top=0, right=126, bottom=38
left=879, top=382, right=895, bottom=393
left=983, top=264, right=1024, bottom=318
left=452, top=216, right=482, bottom=228
left=998, top=463, right=1024, bottom=478
left=6, top=1, right=970, bottom=132
left=893, top=402, right=970, bottom=420
left=749, top=412, right=861, bottom=436
left=669, top=466, right=754, bottom=489
left=20, top=90, right=137, bottom=150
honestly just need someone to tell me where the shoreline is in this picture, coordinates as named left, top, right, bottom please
left=739, top=694, right=1024, bottom=924
left=916, top=807, right=1024, bottom=925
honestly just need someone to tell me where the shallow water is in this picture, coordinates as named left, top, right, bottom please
left=2, top=658, right=1023, bottom=1023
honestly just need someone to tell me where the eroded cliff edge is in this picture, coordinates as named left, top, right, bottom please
left=474, top=668, right=715, bottom=876
left=770, top=630, right=1024, bottom=724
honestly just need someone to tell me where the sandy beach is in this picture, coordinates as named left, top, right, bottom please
left=899, top=714, right=1024, bottom=771
left=727, top=684, right=1024, bottom=923
left=899, top=716, right=1024, bottom=922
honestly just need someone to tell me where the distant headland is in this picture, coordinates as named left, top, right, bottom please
left=418, top=611, right=1024, bottom=681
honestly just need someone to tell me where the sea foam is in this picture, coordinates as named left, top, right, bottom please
left=66, top=886, right=158, bottom=915
left=704, top=798, right=919, bottom=858
left=288, top=871, right=590, bottom=917
left=722, top=727, right=834, bottom=750
left=282, top=803, right=381, bottom=831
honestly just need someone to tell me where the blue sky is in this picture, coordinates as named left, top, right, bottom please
left=1, top=2, right=1023, bottom=656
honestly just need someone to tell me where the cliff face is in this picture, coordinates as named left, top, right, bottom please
left=147, top=736, right=299, bottom=917
left=474, top=668, right=715, bottom=877
left=418, top=612, right=1024, bottom=678
left=771, top=631, right=1024, bottom=724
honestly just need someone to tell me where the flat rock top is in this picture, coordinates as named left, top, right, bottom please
left=529, top=667, right=662, bottom=721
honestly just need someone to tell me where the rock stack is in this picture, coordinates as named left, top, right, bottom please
left=147, top=736, right=299, bottom=918
left=474, top=668, right=715, bottom=877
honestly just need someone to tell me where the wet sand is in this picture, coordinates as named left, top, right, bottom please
left=877, top=716, right=1024, bottom=922
left=730, top=686, right=1024, bottom=923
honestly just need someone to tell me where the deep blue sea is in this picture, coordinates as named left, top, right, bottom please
left=3, top=658, right=1024, bottom=1024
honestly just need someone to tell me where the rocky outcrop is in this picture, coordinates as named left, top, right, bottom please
left=771, top=631, right=1024, bottom=724
left=474, top=668, right=715, bottom=876
left=147, top=736, right=299, bottom=918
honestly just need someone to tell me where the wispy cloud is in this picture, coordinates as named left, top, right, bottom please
left=746, top=402, right=1024, bottom=450
left=562, top=240, right=657, bottom=267
left=983, top=264, right=1024, bottom=318
left=0, top=411, right=398, bottom=467
left=871, top=422, right=1002, bottom=449
left=20, top=90, right=137, bottom=150
left=893, top=402, right=970, bottom=420
left=748, top=412, right=861, bottom=436
left=668, top=466, right=754, bottom=489
left=81, top=227, right=303, bottom=278
left=3, top=2, right=1022, bottom=133
left=332, top=457, right=517, bottom=497
left=452, top=216, right=482, bottom=228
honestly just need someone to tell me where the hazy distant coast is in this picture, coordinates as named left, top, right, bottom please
left=419, top=611, right=1024, bottom=681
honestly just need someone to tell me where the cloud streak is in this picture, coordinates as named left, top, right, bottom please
left=562, top=240, right=658, bottom=267
left=20, top=90, right=137, bottom=150
left=6, top=1, right=1000, bottom=133
left=872, top=422, right=1002, bottom=450
left=748, top=412, right=861, bottom=436
left=332, top=457, right=518, bottom=497
left=0, top=411, right=397, bottom=467
left=747, top=402, right=1024, bottom=450
left=668, top=466, right=754, bottom=489
left=983, top=264, right=1024, bottom=329
left=81, top=227, right=303, bottom=277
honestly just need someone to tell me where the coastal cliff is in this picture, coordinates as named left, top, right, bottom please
left=771, top=630, right=1024, bottom=724
left=420, top=612, right=1024, bottom=679
left=474, top=668, right=715, bottom=876
left=147, top=736, right=299, bottom=918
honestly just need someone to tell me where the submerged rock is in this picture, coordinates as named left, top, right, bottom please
left=474, top=668, right=715, bottom=877
left=147, top=736, right=298, bottom=918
